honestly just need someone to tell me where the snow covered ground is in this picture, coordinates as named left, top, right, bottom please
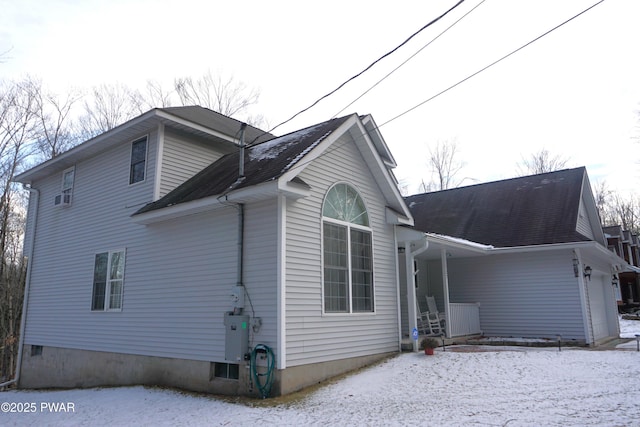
left=2, top=318, right=640, bottom=426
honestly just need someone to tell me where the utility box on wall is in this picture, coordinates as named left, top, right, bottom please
left=224, top=312, right=249, bottom=362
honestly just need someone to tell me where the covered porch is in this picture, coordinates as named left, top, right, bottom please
left=397, top=227, right=489, bottom=351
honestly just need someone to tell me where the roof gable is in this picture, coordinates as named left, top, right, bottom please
left=405, top=167, right=594, bottom=247
left=134, top=113, right=413, bottom=225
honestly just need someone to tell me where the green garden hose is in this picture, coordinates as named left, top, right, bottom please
left=250, top=344, right=275, bottom=398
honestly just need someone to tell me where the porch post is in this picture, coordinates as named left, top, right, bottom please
left=405, top=241, right=419, bottom=352
left=441, top=248, right=452, bottom=338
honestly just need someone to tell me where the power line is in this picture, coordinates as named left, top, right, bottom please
left=380, top=0, right=606, bottom=128
left=248, top=0, right=467, bottom=146
left=282, top=0, right=607, bottom=179
left=333, top=0, right=487, bottom=118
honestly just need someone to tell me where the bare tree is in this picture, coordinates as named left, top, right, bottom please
left=174, top=70, right=260, bottom=119
left=610, top=193, right=639, bottom=234
left=593, top=180, right=612, bottom=225
left=518, top=148, right=569, bottom=175
left=595, top=180, right=640, bottom=234
left=79, top=73, right=264, bottom=136
left=0, top=48, right=12, bottom=64
left=424, top=139, right=467, bottom=191
left=77, top=83, right=140, bottom=139
left=130, top=80, right=175, bottom=114
left=25, top=78, right=82, bottom=159
left=0, top=79, right=37, bottom=381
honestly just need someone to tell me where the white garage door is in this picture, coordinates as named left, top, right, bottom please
left=587, top=275, right=610, bottom=341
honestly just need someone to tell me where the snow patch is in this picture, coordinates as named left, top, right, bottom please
left=426, top=232, right=494, bottom=249
left=281, top=130, right=332, bottom=173
left=249, top=125, right=323, bottom=161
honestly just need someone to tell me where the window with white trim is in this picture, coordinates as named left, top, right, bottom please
left=322, top=183, right=374, bottom=313
left=55, top=167, right=74, bottom=205
left=129, top=137, right=147, bottom=184
left=91, top=249, right=126, bottom=311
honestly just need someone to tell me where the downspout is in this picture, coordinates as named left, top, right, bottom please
left=237, top=203, right=244, bottom=291
left=0, top=184, right=39, bottom=389
left=236, top=123, right=247, bottom=308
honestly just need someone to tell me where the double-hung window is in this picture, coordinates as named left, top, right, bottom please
left=322, top=183, right=374, bottom=313
left=129, top=136, right=147, bottom=185
left=55, top=167, right=74, bottom=205
left=91, top=249, right=126, bottom=311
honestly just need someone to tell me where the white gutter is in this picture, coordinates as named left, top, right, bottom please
left=0, top=185, right=39, bottom=389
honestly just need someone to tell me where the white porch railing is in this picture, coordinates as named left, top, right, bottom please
left=449, top=303, right=481, bottom=337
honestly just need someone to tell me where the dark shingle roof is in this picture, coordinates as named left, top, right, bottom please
left=405, top=167, right=591, bottom=247
left=135, top=115, right=352, bottom=215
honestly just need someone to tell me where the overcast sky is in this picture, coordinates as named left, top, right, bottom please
left=1, top=0, right=638, bottom=195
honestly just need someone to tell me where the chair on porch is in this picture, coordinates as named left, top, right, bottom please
left=416, top=300, right=430, bottom=335
left=425, top=311, right=444, bottom=335
left=426, top=296, right=446, bottom=328
left=417, top=300, right=443, bottom=336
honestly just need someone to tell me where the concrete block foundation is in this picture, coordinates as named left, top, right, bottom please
left=18, top=345, right=395, bottom=397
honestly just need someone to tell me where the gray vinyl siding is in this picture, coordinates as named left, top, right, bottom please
left=24, top=130, right=159, bottom=351
left=22, top=189, right=38, bottom=258
left=576, top=198, right=595, bottom=240
left=23, top=129, right=279, bottom=362
left=285, top=134, right=399, bottom=366
left=158, top=130, right=226, bottom=197
left=438, top=250, right=586, bottom=340
left=242, top=199, right=279, bottom=353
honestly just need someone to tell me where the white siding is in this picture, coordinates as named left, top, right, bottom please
left=416, top=250, right=587, bottom=340
left=285, top=134, right=399, bottom=366
left=158, top=130, right=226, bottom=197
left=23, top=129, right=279, bottom=362
left=580, top=252, right=619, bottom=342
left=587, top=274, right=609, bottom=340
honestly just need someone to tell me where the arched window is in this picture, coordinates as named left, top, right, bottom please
left=322, top=184, right=373, bottom=313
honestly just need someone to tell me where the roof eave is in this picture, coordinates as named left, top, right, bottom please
left=132, top=179, right=309, bottom=225
left=386, top=207, right=413, bottom=226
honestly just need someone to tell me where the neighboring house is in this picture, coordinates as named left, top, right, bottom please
left=12, top=106, right=413, bottom=396
left=397, top=167, right=626, bottom=347
left=603, top=225, right=640, bottom=310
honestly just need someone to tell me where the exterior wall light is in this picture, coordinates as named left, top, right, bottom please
left=612, top=275, right=619, bottom=287
left=583, top=265, right=592, bottom=280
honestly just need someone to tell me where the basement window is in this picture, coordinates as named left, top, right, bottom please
left=30, top=345, right=43, bottom=356
left=212, top=362, right=239, bottom=380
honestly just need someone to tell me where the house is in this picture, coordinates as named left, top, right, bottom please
left=397, top=167, right=626, bottom=348
left=12, top=106, right=413, bottom=397
left=603, top=225, right=640, bottom=310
